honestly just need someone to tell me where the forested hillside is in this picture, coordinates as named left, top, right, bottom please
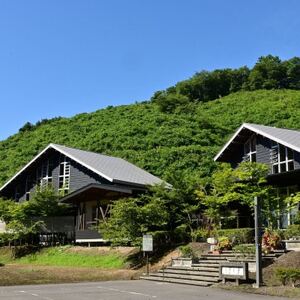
left=1, top=88, right=300, bottom=187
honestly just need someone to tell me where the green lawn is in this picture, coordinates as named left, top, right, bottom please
left=16, top=246, right=125, bottom=268
left=0, top=246, right=126, bottom=269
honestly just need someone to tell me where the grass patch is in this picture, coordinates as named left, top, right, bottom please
left=17, top=246, right=125, bottom=269
left=0, top=247, right=13, bottom=264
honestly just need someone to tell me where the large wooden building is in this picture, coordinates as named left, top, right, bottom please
left=0, top=144, right=164, bottom=242
left=214, top=123, right=300, bottom=228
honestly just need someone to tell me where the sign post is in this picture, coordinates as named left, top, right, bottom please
left=142, top=234, right=153, bottom=275
left=253, top=196, right=263, bottom=288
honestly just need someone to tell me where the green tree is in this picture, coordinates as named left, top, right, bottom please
left=100, top=194, right=169, bottom=246
left=196, top=162, right=274, bottom=229
left=0, top=187, right=68, bottom=247
left=283, top=57, right=300, bottom=89
left=247, top=55, right=286, bottom=90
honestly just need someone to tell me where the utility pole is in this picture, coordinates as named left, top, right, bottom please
left=253, top=196, right=263, bottom=288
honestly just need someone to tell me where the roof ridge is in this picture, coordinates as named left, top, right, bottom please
left=51, top=143, right=122, bottom=160
left=244, top=123, right=300, bottom=134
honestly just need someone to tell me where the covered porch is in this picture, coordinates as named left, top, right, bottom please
left=61, top=183, right=133, bottom=243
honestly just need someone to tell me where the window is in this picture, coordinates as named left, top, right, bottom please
left=39, top=159, right=54, bottom=189
left=276, top=186, right=298, bottom=228
left=25, top=174, right=34, bottom=201
left=58, top=156, right=70, bottom=193
left=243, top=135, right=256, bottom=162
left=271, top=143, right=294, bottom=174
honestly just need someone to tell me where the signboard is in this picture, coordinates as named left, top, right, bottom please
left=219, top=262, right=248, bottom=281
left=142, top=234, right=153, bottom=252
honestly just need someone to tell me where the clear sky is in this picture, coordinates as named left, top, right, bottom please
left=0, top=0, right=299, bottom=140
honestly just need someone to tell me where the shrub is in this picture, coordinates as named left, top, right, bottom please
left=262, top=228, right=282, bottom=252
left=276, top=268, right=300, bottom=287
left=284, top=224, right=300, bottom=240
left=149, top=231, right=171, bottom=251
left=191, top=228, right=210, bottom=242
left=217, top=236, right=232, bottom=250
left=232, top=244, right=255, bottom=256
left=216, top=228, right=254, bottom=245
left=179, top=245, right=195, bottom=258
left=173, top=224, right=190, bottom=244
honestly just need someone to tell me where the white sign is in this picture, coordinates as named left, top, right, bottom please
left=221, top=266, right=244, bottom=276
left=142, top=234, right=153, bottom=252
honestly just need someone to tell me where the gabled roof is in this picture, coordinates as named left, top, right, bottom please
left=214, top=123, right=300, bottom=161
left=0, top=143, right=164, bottom=192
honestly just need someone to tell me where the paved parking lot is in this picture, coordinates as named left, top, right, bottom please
left=0, top=280, right=292, bottom=300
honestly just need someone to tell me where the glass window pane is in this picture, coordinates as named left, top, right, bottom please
left=251, top=153, right=256, bottom=162
left=288, top=161, right=294, bottom=171
left=244, top=142, right=250, bottom=154
left=251, top=137, right=256, bottom=152
left=273, top=165, right=279, bottom=174
left=280, top=163, right=286, bottom=173
left=287, top=148, right=293, bottom=160
left=59, top=164, right=64, bottom=176
left=59, top=177, right=64, bottom=189
left=279, top=145, right=285, bottom=162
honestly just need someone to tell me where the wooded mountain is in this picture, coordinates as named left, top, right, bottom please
left=1, top=55, right=300, bottom=186
left=1, top=88, right=300, bottom=187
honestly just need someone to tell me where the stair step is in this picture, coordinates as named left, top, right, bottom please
left=164, top=267, right=219, bottom=273
left=167, top=266, right=219, bottom=272
left=192, top=263, right=220, bottom=267
left=159, top=269, right=219, bottom=277
left=148, top=273, right=220, bottom=282
left=140, top=276, right=213, bottom=287
left=198, top=258, right=226, bottom=261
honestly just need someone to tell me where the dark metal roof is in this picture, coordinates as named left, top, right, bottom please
left=0, top=143, right=164, bottom=191
left=214, top=123, right=300, bottom=162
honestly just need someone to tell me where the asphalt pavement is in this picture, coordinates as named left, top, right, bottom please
left=0, top=280, right=293, bottom=300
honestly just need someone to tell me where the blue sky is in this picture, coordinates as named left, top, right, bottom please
left=0, top=0, right=299, bottom=140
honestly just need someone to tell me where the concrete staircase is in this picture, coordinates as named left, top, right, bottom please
left=141, top=255, right=225, bottom=286
left=141, top=250, right=286, bottom=286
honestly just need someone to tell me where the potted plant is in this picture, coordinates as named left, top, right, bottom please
left=262, top=228, right=282, bottom=253
left=212, top=236, right=232, bottom=254
left=283, top=224, right=300, bottom=251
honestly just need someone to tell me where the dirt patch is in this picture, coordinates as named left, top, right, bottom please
left=263, top=251, right=300, bottom=285
left=66, top=246, right=139, bottom=257
left=189, top=242, right=210, bottom=256
left=0, top=264, right=140, bottom=286
left=150, top=249, right=181, bottom=272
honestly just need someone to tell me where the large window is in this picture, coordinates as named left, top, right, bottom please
left=58, top=156, right=70, bottom=194
left=243, top=135, right=256, bottom=162
left=40, top=159, right=54, bottom=189
left=25, top=174, right=34, bottom=201
left=276, top=186, right=298, bottom=228
left=271, top=143, right=294, bottom=174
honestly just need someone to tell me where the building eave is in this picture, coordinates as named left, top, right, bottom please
left=214, top=123, right=300, bottom=162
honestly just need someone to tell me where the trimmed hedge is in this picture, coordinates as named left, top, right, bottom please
left=216, top=228, right=254, bottom=245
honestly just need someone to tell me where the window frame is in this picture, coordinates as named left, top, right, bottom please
left=271, top=143, right=294, bottom=174
left=243, top=135, right=257, bottom=162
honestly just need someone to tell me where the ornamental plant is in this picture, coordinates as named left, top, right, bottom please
left=262, top=228, right=281, bottom=253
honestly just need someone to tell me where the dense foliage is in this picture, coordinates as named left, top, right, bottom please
left=152, top=55, right=300, bottom=112
left=1, top=56, right=300, bottom=246
left=2, top=89, right=300, bottom=189
left=102, top=162, right=281, bottom=245
left=0, top=187, right=68, bottom=246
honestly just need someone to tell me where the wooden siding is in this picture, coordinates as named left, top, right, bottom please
left=2, top=150, right=111, bottom=201
left=256, top=135, right=272, bottom=173
left=69, top=161, right=110, bottom=192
